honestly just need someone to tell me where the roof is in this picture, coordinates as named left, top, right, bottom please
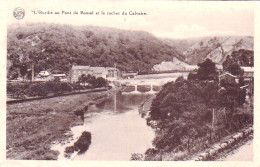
left=241, top=67, right=254, bottom=72
left=106, top=67, right=118, bottom=71
left=39, top=71, right=50, bottom=76
left=71, top=65, right=90, bottom=70
left=39, top=71, right=50, bottom=73
left=71, top=66, right=117, bottom=74
left=219, top=72, right=236, bottom=78
left=216, top=65, right=223, bottom=70
left=218, top=87, right=225, bottom=91
left=240, top=85, right=249, bottom=89
left=53, top=74, right=66, bottom=77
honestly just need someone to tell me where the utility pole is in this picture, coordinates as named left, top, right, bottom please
left=114, top=94, right=117, bottom=111
left=210, top=108, right=215, bottom=144
left=212, top=108, right=215, bottom=128
left=31, top=62, right=34, bottom=81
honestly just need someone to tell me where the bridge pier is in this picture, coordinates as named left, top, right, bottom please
left=134, top=85, right=138, bottom=92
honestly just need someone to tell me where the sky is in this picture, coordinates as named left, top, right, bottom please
left=6, top=0, right=254, bottom=39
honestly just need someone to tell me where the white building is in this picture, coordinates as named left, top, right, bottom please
left=39, top=71, right=50, bottom=77
left=70, top=65, right=119, bottom=82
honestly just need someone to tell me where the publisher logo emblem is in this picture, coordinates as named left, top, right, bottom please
left=13, top=7, right=25, bottom=20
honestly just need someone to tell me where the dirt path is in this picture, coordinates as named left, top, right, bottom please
left=220, top=139, right=253, bottom=161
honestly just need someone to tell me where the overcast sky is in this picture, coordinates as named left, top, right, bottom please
left=7, top=0, right=254, bottom=39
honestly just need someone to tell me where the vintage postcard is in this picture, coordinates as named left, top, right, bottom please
left=0, top=0, right=260, bottom=167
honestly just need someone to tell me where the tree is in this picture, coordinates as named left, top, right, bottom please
left=148, top=70, right=250, bottom=157
left=187, top=72, right=197, bottom=81
left=222, top=55, right=244, bottom=76
left=229, top=49, right=254, bottom=67
left=19, top=63, right=28, bottom=79
left=78, top=74, right=88, bottom=83
left=94, top=77, right=108, bottom=88
left=149, top=79, right=218, bottom=149
left=196, top=59, right=218, bottom=81
left=219, top=84, right=246, bottom=112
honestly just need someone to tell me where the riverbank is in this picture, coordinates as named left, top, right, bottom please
left=138, top=94, right=156, bottom=118
left=6, top=88, right=117, bottom=160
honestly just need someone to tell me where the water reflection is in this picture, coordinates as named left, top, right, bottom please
left=74, top=93, right=155, bottom=160
left=92, top=94, right=151, bottom=113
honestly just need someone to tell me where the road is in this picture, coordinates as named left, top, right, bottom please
left=222, top=139, right=253, bottom=161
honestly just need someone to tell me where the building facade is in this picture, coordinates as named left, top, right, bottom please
left=70, top=65, right=119, bottom=82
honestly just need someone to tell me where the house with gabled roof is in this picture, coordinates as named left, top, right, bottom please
left=241, top=66, right=254, bottom=82
left=218, top=72, right=238, bottom=86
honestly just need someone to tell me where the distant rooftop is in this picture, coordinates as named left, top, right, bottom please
left=71, top=65, right=90, bottom=70
left=106, top=67, right=118, bottom=70
left=241, top=66, right=254, bottom=72
left=219, top=72, right=236, bottom=78
left=53, top=74, right=66, bottom=77
left=72, top=66, right=117, bottom=73
left=216, top=65, right=223, bottom=69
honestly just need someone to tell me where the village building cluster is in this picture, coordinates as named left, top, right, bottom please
left=34, top=65, right=120, bottom=83
left=10, top=63, right=254, bottom=98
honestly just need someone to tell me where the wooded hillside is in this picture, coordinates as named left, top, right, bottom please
left=7, top=23, right=184, bottom=79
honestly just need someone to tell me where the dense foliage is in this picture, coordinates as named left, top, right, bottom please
left=147, top=76, right=249, bottom=158
left=223, top=55, right=245, bottom=76
left=7, top=81, right=74, bottom=99
left=7, top=23, right=184, bottom=79
left=225, top=49, right=254, bottom=67
left=78, top=74, right=108, bottom=88
left=187, top=59, right=218, bottom=81
left=7, top=75, right=108, bottom=99
left=196, top=59, right=218, bottom=81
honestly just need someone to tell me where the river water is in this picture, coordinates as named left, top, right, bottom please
left=53, top=93, right=155, bottom=160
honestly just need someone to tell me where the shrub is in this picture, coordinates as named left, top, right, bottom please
left=25, top=83, right=48, bottom=97
left=74, top=131, right=91, bottom=154
left=94, top=77, right=108, bottom=88
left=131, top=153, right=144, bottom=161
left=64, top=146, right=75, bottom=158
left=60, top=82, right=73, bottom=92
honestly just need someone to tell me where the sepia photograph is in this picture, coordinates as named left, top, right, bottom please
left=1, top=0, right=258, bottom=165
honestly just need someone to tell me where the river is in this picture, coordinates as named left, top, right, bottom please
left=52, top=93, right=155, bottom=160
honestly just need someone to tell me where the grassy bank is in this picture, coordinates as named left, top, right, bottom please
left=6, top=90, right=112, bottom=160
